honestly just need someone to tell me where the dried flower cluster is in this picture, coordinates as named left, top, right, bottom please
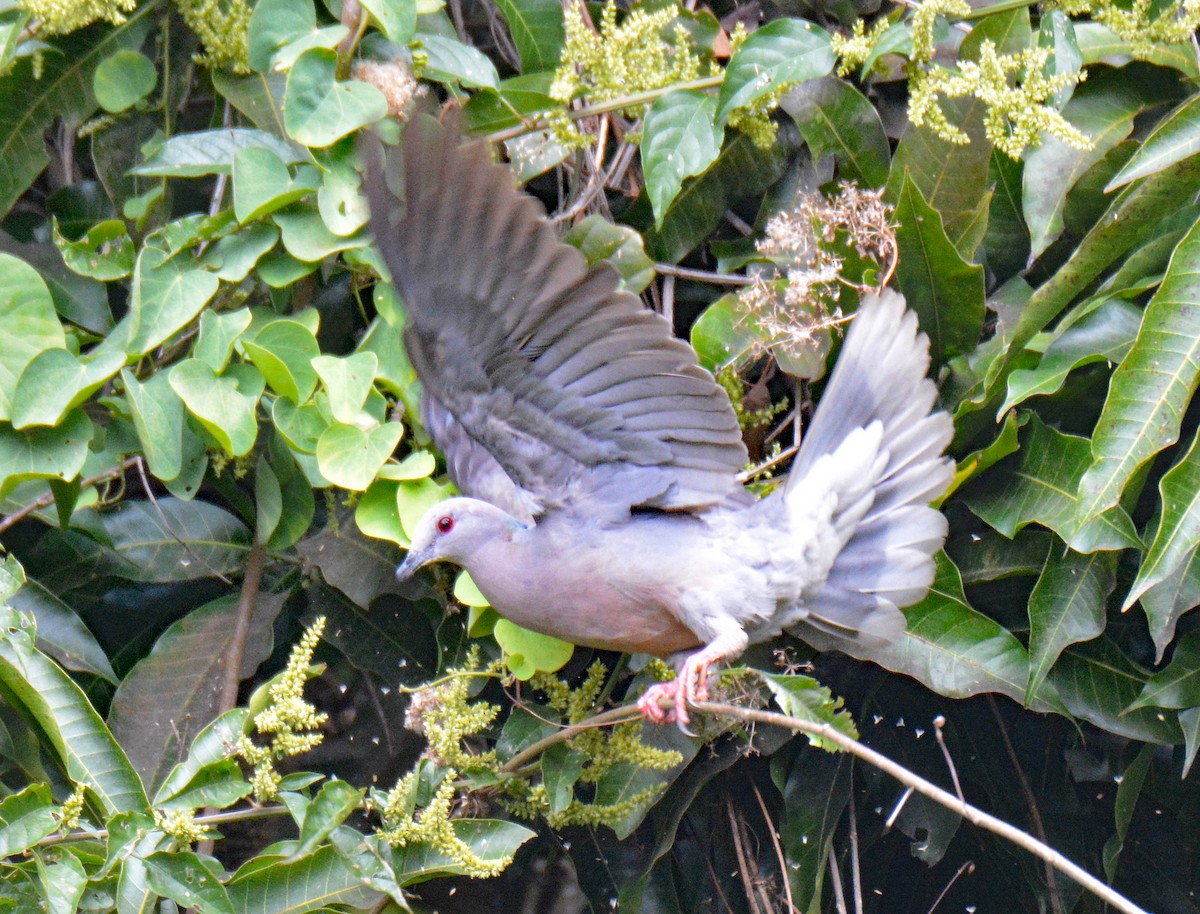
left=354, top=59, right=423, bottom=119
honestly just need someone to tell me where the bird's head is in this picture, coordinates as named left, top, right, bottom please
left=395, top=497, right=525, bottom=582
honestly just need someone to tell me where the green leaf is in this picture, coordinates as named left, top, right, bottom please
left=97, top=497, right=251, bottom=582
left=155, top=708, right=250, bottom=806
left=127, top=248, right=220, bottom=357
left=1124, top=426, right=1200, bottom=619
left=1102, top=744, right=1153, bottom=882
left=93, top=49, right=156, bottom=113
left=0, top=251, right=65, bottom=422
left=11, top=347, right=124, bottom=429
left=492, top=0, right=564, bottom=72
left=132, top=128, right=304, bottom=178
left=0, top=784, right=57, bottom=857
left=453, top=570, right=489, bottom=608
left=233, top=146, right=317, bottom=223
left=37, top=847, right=88, bottom=914
left=395, top=476, right=450, bottom=542
left=941, top=410, right=1023, bottom=502
left=315, top=422, right=404, bottom=491
left=1073, top=213, right=1200, bottom=541
left=263, top=434, right=315, bottom=549
left=641, top=89, right=723, bottom=227
left=463, top=73, right=555, bottom=133
left=1037, top=10, right=1082, bottom=109
left=541, top=743, right=586, bottom=814
left=892, top=173, right=986, bottom=364
left=758, top=672, right=858, bottom=748
left=418, top=33, right=500, bottom=90
left=0, top=410, right=93, bottom=497
left=1074, top=23, right=1198, bottom=77
left=294, top=780, right=364, bottom=857
left=563, top=215, right=655, bottom=293
left=145, top=851, right=233, bottom=914
left=1023, top=67, right=1182, bottom=256
left=716, top=18, right=834, bottom=124
left=1108, top=94, right=1200, bottom=191
left=227, top=845, right=379, bottom=911
left=121, top=370, right=183, bottom=481
left=1026, top=549, right=1114, bottom=703
left=0, top=4, right=153, bottom=216
left=273, top=398, right=328, bottom=453
left=284, top=48, right=388, bottom=147
left=493, top=618, right=573, bottom=679
left=273, top=204, right=367, bottom=261
left=108, top=592, right=284, bottom=792
left=248, top=0, right=316, bottom=70
left=169, top=360, right=265, bottom=457
left=963, top=414, right=1140, bottom=552
left=781, top=77, right=889, bottom=187
left=312, top=352, right=378, bottom=423
left=1129, top=630, right=1200, bottom=713
left=55, top=218, right=136, bottom=280
left=242, top=320, right=321, bottom=402
left=377, top=450, right=436, bottom=481
left=10, top=576, right=116, bottom=682
left=1000, top=299, right=1141, bottom=414
left=359, top=0, right=416, bottom=44
left=202, top=223, right=280, bottom=283
left=689, top=292, right=762, bottom=372
left=194, top=309, right=254, bottom=373
left=0, top=610, right=150, bottom=815
left=1139, top=546, right=1200, bottom=662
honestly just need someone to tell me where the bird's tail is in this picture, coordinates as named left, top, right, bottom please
left=780, top=290, right=953, bottom=646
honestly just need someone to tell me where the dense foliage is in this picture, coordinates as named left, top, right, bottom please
left=4, top=0, right=1200, bottom=910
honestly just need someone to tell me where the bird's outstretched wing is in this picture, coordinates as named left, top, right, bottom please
left=366, top=115, right=747, bottom=523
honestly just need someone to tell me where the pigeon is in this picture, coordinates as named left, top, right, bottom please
left=366, top=115, right=953, bottom=726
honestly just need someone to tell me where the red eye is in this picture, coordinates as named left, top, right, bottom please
left=436, top=516, right=454, bottom=534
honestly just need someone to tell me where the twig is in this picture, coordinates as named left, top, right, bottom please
left=136, top=457, right=232, bottom=584
left=0, top=457, right=139, bottom=534
left=885, top=786, right=914, bottom=828
left=736, top=445, right=799, bottom=484
left=727, top=798, right=765, bottom=914
left=828, top=846, right=849, bottom=914
left=932, top=715, right=964, bottom=804
left=848, top=793, right=863, bottom=914
left=654, top=263, right=755, bottom=286
left=661, top=273, right=675, bottom=328
left=690, top=701, right=1151, bottom=914
left=751, top=781, right=797, bottom=913
left=498, top=706, right=644, bottom=773
left=38, top=803, right=292, bottom=847
left=927, top=861, right=976, bottom=914
left=217, top=538, right=267, bottom=714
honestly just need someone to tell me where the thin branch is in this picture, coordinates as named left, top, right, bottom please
left=932, top=715, right=964, bottom=804
left=38, top=803, right=292, bottom=847
left=218, top=537, right=267, bottom=713
left=827, top=845, right=849, bottom=914
left=927, top=861, right=976, bottom=914
left=751, top=781, right=797, bottom=913
left=498, top=706, right=644, bottom=773
left=0, top=457, right=140, bottom=534
left=691, top=701, right=1151, bottom=914
left=654, top=263, right=755, bottom=286
left=737, top=445, right=799, bottom=484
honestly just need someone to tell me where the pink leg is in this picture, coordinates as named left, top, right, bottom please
left=637, top=644, right=727, bottom=728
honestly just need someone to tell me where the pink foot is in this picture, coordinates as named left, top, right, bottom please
left=637, top=650, right=721, bottom=729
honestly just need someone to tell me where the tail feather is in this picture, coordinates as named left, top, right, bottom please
left=781, top=290, right=953, bottom=647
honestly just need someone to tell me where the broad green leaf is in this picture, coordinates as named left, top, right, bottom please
left=0, top=610, right=149, bottom=815
left=1049, top=639, right=1181, bottom=743
left=0, top=784, right=57, bottom=857
left=541, top=744, right=586, bottom=814
left=355, top=478, right=406, bottom=545
left=0, top=4, right=153, bottom=216
left=55, top=219, right=135, bottom=280
left=126, top=249, right=220, bottom=357
left=418, top=32, right=500, bottom=90
left=194, top=309, right=254, bottom=373
left=983, top=147, right=1030, bottom=281
left=964, top=415, right=1139, bottom=552
left=395, top=476, right=450, bottom=541
left=11, top=347, right=124, bottom=429
left=227, top=844, right=379, bottom=911
left=108, top=592, right=284, bottom=793
left=284, top=48, right=387, bottom=147
left=202, top=223, right=280, bottom=283
left=1026, top=549, right=1114, bottom=703
left=1074, top=23, right=1199, bottom=77
left=316, top=422, right=404, bottom=490
left=0, top=410, right=93, bottom=497
left=1102, top=744, right=1153, bottom=882
left=263, top=434, right=315, bottom=550
left=316, top=156, right=368, bottom=236
left=800, top=554, right=1058, bottom=709
left=145, top=852, right=233, bottom=914
left=274, top=204, right=367, bottom=261
left=294, top=780, right=364, bottom=858
left=758, top=672, right=858, bottom=748
left=641, top=89, right=723, bottom=227
left=1139, top=546, right=1200, bottom=662
left=0, top=233, right=112, bottom=334
left=689, top=292, right=762, bottom=371
left=242, top=320, right=320, bottom=402
left=1001, top=298, right=1141, bottom=414
left=1023, top=67, right=1184, bottom=256
left=463, top=72, right=555, bottom=133
left=247, top=0, right=317, bottom=70
left=93, top=49, right=156, bottom=113
left=132, top=128, right=304, bottom=177
left=453, top=570, right=489, bottom=607
left=37, top=847, right=87, bottom=914
left=98, top=497, right=251, bottom=582
left=10, top=577, right=116, bottom=682
left=1037, top=10, right=1082, bottom=109
left=716, top=18, right=834, bottom=124
left=1125, top=427, right=1200, bottom=616
left=155, top=708, right=250, bottom=806
left=1128, top=631, right=1200, bottom=712
left=893, top=173, right=986, bottom=364
left=312, top=352, right=378, bottom=423
left=781, top=77, right=889, bottom=187
left=233, top=146, right=317, bottom=223
left=492, top=0, right=564, bottom=72
left=1109, top=92, right=1200, bottom=190
left=273, top=398, right=328, bottom=453
left=1073, top=213, right=1200, bottom=541
left=376, top=450, right=435, bottom=481
left=169, top=360, right=265, bottom=457
left=940, top=410, right=1023, bottom=502
left=386, top=819, right=537, bottom=881
left=493, top=618, right=573, bottom=679
left=121, top=370, right=184, bottom=481
left=359, top=0, right=417, bottom=44
left=0, top=252, right=65, bottom=422
left=563, top=215, right=655, bottom=293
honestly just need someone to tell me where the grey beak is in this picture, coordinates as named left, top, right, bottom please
left=395, top=549, right=429, bottom=583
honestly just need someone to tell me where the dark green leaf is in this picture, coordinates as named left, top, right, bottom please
left=10, top=577, right=116, bottom=682
left=0, top=784, right=57, bottom=857
left=145, top=851, right=233, bottom=914
left=716, top=19, right=834, bottom=124
left=781, top=77, right=890, bottom=187
left=1139, top=546, right=1200, bottom=662
left=132, top=129, right=303, bottom=178
left=1128, top=630, right=1200, bottom=711
left=97, top=497, right=251, bottom=582
left=227, top=844, right=380, bottom=910
left=641, top=89, right=723, bottom=226
left=1102, top=744, right=1153, bottom=882
left=492, top=0, right=564, bottom=72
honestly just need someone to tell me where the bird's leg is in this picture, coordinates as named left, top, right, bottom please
left=638, top=625, right=749, bottom=729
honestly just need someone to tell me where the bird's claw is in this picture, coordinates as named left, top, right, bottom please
left=637, top=653, right=717, bottom=735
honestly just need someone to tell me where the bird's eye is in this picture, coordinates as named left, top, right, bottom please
left=436, top=515, right=454, bottom=534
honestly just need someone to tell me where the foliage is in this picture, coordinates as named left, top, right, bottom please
left=3, top=0, right=1200, bottom=910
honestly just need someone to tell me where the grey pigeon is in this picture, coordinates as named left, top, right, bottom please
left=367, top=116, right=953, bottom=725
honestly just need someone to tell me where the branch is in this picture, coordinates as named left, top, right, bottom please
left=690, top=701, right=1150, bottom=914
left=0, top=457, right=140, bottom=535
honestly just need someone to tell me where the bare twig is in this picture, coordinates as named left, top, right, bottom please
left=0, top=457, right=140, bottom=534
left=827, top=846, right=849, bottom=914
left=654, top=263, right=755, bottom=286
left=927, top=861, right=976, bottom=914
left=932, top=715, right=964, bottom=804
left=727, top=799, right=765, bottom=914
left=217, top=537, right=267, bottom=714
left=751, top=781, right=797, bottom=913
left=848, top=793, right=863, bottom=914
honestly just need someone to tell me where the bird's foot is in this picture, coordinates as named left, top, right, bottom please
left=637, top=650, right=720, bottom=732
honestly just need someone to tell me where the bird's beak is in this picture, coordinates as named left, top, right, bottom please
left=395, top=547, right=431, bottom=583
